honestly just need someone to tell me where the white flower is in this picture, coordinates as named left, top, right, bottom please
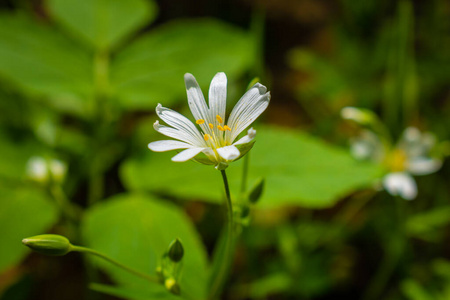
left=148, top=72, right=271, bottom=170
left=347, top=124, right=442, bottom=200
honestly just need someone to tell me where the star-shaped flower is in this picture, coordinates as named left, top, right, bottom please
left=148, top=72, right=271, bottom=170
left=342, top=107, right=443, bottom=200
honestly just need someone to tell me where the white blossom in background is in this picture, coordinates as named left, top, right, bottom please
left=148, top=72, right=271, bottom=170
left=341, top=107, right=443, bottom=200
left=27, top=156, right=67, bottom=183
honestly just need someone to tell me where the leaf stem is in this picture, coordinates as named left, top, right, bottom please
left=72, top=246, right=159, bottom=284
left=208, top=170, right=234, bottom=300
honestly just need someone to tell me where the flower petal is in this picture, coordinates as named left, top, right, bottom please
left=148, top=140, right=193, bottom=152
left=398, top=127, right=437, bottom=158
left=382, top=172, right=417, bottom=200
left=226, top=83, right=270, bottom=142
left=233, top=128, right=256, bottom=146
left=407, top=157, right=442, bottom=175
left=208, top=72, right=227, bottom=122
left=171, top=147, right=204, bottom=162
left=156, top=104, right=205, bottom=146
left=184, top=73, right=210, bottom=122
left=350, top=129, right=385, bottom=162
left=217, top=145, right=240, bottom=161
left=153, top=121, right=202, bottom=146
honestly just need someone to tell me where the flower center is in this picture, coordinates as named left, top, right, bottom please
left=387, top=149, right=407, bottom=172
left=196, top=115, right=231, bottom=149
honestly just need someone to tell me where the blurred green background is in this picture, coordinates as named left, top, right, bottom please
left=0, top=0, right=449, bottom=299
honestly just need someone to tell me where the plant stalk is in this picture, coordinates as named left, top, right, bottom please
left=72, top=246, right=159, bottom=284
left=208, top=170, right=234, bottom=300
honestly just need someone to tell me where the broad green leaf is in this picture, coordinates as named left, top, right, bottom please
left=0, top=14, right=93, bottom=116
left=82, top=193, right=208, bottom=300
left=47, top=0, right=157, bottom=50
left=121, top=126, right=383, bottom=208
left=0, top=185, right=58, bottom=273
left=111, top=19, right=255, bottom=110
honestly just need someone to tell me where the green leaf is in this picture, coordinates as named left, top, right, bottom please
left=47, top=0, right=157, bottom=50
left=121, top=126, right=383, bottom=208
left=405, top=206, right=450, bottom=241
left=401, top=279, right=435, bottom=300
left=245, top=272, right=292, bottom=299
left=82, top=193, right=208, bottom=300
left=111, top=19, right=255, bottom=110
left=0, top=185, right=58, bottom=273
left=0, top=14, right=93, bottom=116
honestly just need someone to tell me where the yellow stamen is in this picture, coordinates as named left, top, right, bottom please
left=216, top=115, right=223, bottom=123
left=217, top=125, right=225, bottom=131
left=204, top=134, right=211, bottom=141
left=224, top=125, right=231, bottom=131
left=196, top=119, right=205, bottom=125
left=209, top=123, right=214, bottom=129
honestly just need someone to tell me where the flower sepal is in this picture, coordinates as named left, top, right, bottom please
left=233, top=141, right=255, bottom=162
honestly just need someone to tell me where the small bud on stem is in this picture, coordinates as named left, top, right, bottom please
left=168, top=238, right=184, bottom=263
left=22, top=234, right=72, bottom=256
left=248, top=178, right=265, bottom=204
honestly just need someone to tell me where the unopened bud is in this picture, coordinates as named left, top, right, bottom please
left=168, top=238, right=184, bottom=263
left=26, top=157, right=67, bottom=184
left=248, top=178, right=265, bottom=204
left=22, top=234, right=72, bottom=256
left=340, top=107, right=375, bottom=125
left=165, top=278, right=180, bottom=295
left=240, top=205, right=250, bottom=218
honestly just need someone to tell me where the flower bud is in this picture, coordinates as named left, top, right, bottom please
left=26, top=157, right=67, bottom=184
left=26, top=157, right=49, bottom=183
left=22, top=234, right=72, bottom=256
left=164, top=278, right=180, bottom=295
left=340, top=107, right=375, bottom=125
left=168, top=238, right=184, bottom=263
left=248, top=178, right=265, bottom=204
left=240, top=205, right=250, bottom=218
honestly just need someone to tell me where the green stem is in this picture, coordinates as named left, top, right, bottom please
left=361, top=242, right=402, bottom=300
left=72, top=246, right=159, bottom=284
left=50, top=184, right=80, bottom=223
left=250, top=8, right=266, bottom=78
left=208, top=170, right=234, bottom=300
left=362, top=197, right=406, bottom=300
left=241, top=153, right=250, bottom=195
left=88, top=50, right=110, bottom=205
